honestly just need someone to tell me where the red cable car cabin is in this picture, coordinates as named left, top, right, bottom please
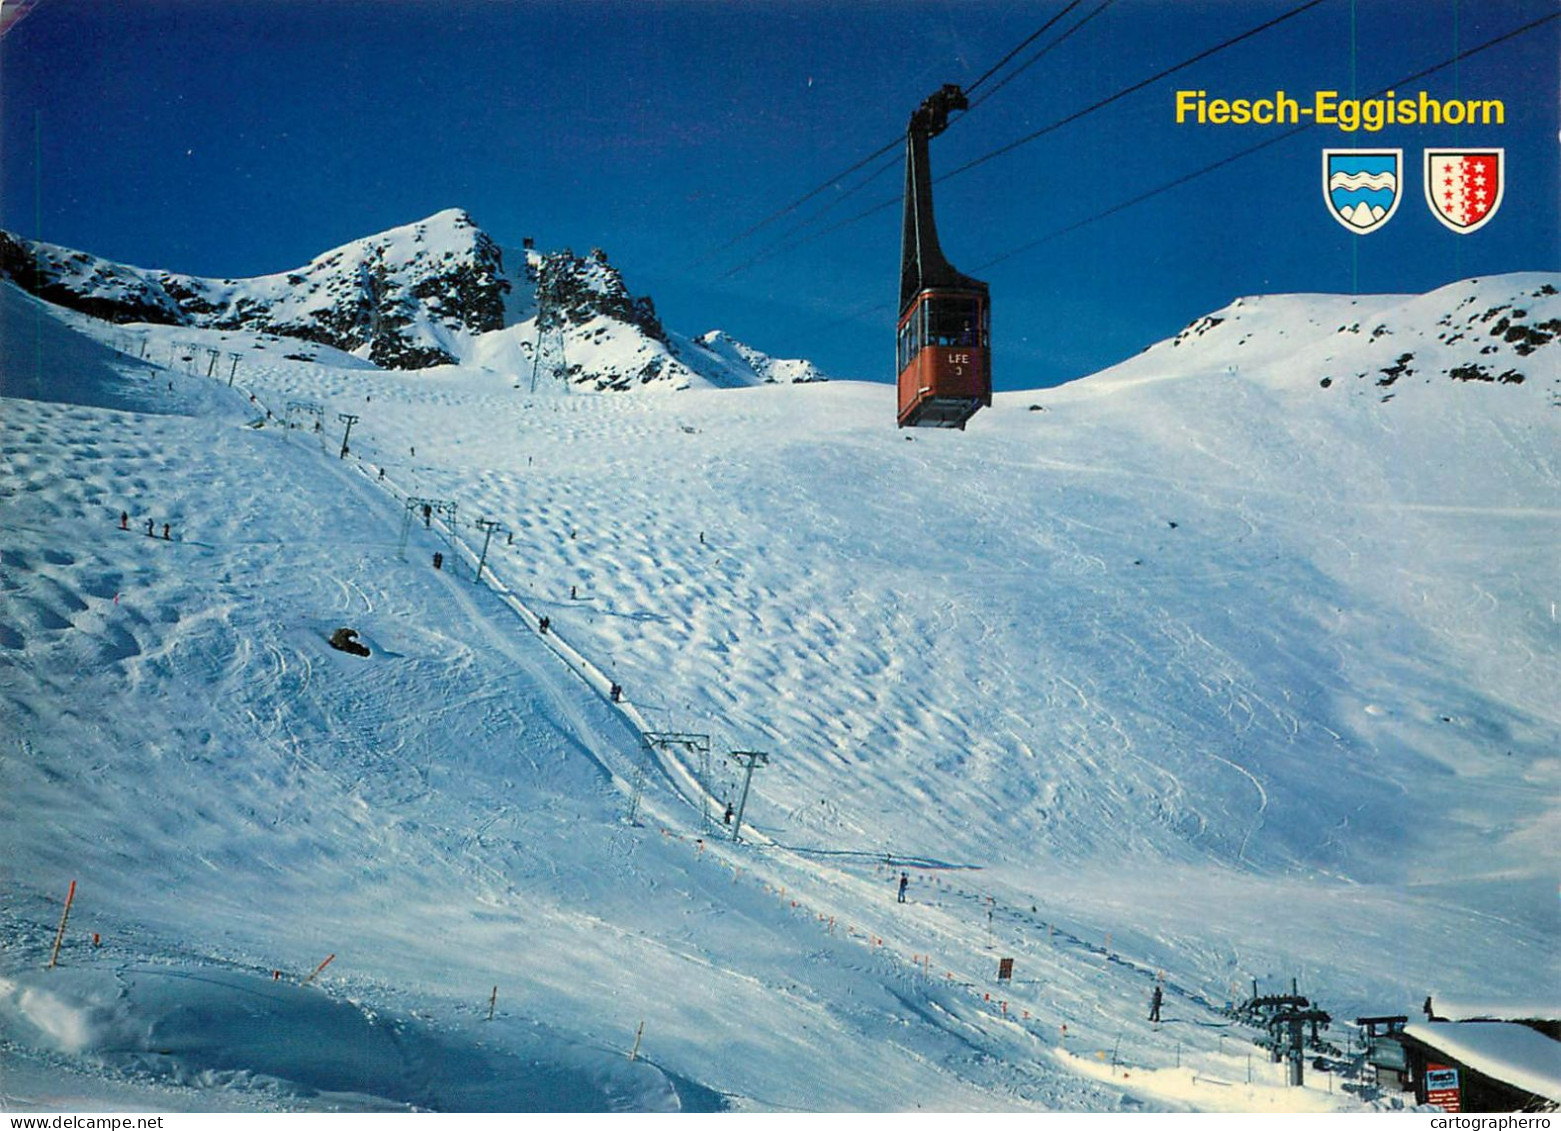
left=897, top=84, right=991, bottom=430
left=896, top=287, right=990, bottom=429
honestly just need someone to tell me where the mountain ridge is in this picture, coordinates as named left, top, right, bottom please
left=0, top=208, right=827, bottom=390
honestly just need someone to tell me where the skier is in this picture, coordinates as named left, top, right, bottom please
left=1149, top=984, right=1163, bottom=1023
left=145, top=518, right=154, bottom=537
left=119, top=511, right=128, bottom=530
left=723, top=802, right=734, bottom=825
left=898, top=871, right=909, bottom=903
left=162, top=524, right=170, bottom=541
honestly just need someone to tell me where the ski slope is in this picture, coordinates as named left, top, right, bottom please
left=2, top=273, right=1557, bottom=1112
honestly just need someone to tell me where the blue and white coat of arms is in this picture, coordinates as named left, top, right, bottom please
left=1323, top=150, right=1403, bottom=234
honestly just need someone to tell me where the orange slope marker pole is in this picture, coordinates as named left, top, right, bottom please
left=48, top=881, right=76, bottom=970
left=303, top=953, right=336, bottom=985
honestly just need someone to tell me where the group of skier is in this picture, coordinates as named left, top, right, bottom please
left=120, top=511, right=171, bottom=541
left=887, top=866, right=1168, bottom=1023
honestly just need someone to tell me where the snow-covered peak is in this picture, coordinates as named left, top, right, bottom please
left=0, top=211, right=511, bottom=369
left=694, top=330, right=828, bottom=385
left=0, top=215, right=832, bottom=391
left=1084, top=273, right=1559, bottom=401
left=288, top=207, right=487, bottom=276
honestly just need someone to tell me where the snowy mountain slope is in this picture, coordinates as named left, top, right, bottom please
left=690, top=330, right=829, bottom=387
left=0, top=214, right=828, bottom=393
left=2, top=272, right=1557, bottom=1112
left=0, top=210, right=508, bottom=369
left=0, top=283, right=1034, bottom=1112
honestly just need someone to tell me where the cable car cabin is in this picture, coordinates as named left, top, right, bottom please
left=898, top=84, right=991, bottom=430
left=896, top=287, right=990, bottom=429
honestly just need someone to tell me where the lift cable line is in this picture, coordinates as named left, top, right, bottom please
left=792, top=2, right=1561, bottom=347
left=963, top=0, right=1113, bottom=114
left=713, top=0, right=1106, bottom=280
left=971, top=7, right=1561, bottom=274
left=801, top=7, right=1560, bottom=338
left=963, top=0, right=1091, bottom=96
left=715, top=155, right=899, bottom=280
left=719, top=0, right=1328, bottom=282
left=696, top=136, right=902, bottom=266
left=699, top=0, right=1095, bottom=267
left=945, top=0, right=1328, bottom=182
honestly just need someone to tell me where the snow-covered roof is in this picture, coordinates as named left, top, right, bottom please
left=1402, top=1022, right=1561, bottom=1104
left=1430, top=996, right=1561, bottom=1024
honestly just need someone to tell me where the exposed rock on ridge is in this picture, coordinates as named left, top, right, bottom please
left=0, top=211, right=829, bottom=391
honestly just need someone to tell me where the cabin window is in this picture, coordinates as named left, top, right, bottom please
left=927, top=296, right=983, bottom=347
left=900, top=293, right=986, bottom=373
left=897, top=315, right=916, bottom=374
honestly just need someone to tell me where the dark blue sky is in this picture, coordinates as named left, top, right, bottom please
left=3, top=0, right=1556, bottom=389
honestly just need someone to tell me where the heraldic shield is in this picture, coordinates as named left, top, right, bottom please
left=1425, top=149, right=1504, bottom=234
left=1323, top=150, right=1403, bottom=234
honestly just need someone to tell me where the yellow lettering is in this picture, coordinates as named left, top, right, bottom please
left=1171, top=89, right=1500, bottom=131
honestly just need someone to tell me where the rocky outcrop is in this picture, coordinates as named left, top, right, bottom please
left=535, top=247, right=664, bottom=342
left=0, top=210, right=509, bottom=370
left=0, top=211, right=831, bottom=389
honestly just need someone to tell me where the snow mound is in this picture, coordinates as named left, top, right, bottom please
left=0, top=966, right=695, bottom=1111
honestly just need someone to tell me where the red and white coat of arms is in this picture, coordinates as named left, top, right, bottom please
left=1424, top=150, right=1504, bottom=234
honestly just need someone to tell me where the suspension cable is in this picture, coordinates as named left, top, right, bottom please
left=973, top=8, right=1560, bottom=273
left=721, top=0, right=1328, bottom=281
left=806, top=7, right=1558, bottom=334
left=721, top=0, right=1112, bottom=276
left=965, top=0, right=1114, bottom=114
left=964, top=0, right=1088, bottom=96
left=696, top=136, right=902, bottom=265
left=701, top=0, right=1100, bottom=266
left=947, top=0, right=1328, bottom=181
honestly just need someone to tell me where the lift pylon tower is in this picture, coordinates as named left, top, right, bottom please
left=642, top=732, right=713, bottom=828
left=529, top=282, right=571, bottom=396
left=728, top=750, right=770, bottom=843
left=398, top=496, right=457, bottom=559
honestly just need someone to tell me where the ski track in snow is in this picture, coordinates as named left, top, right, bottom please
left=2, top=275, right=1558, bottom=1111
